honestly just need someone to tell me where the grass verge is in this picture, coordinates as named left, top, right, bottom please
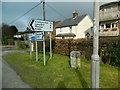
left=3, top=52, right=119, bottom=88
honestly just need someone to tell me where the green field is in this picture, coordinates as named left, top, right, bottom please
left=3, top=52, right=119, bottom=88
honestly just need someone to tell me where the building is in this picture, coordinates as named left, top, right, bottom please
left=56, top=10, right=93, bottom=39
left=99, top=1, right=120, bottom=36
left=45, top=21, right=61, bottom=39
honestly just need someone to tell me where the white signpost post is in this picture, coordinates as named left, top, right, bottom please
left=29, top=32, right=43, bottom=62
left=29, top=19, right=53, bottom=65
left=35, top=32, right=44, bottom=62
left=29, top=33, right=35, bottom=59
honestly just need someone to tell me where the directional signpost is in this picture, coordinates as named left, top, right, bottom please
left=29, top=32, right=44, bottom=62
left=29, top=19, right=53, bottom=32
left=28, top=19, right=53, bottom=65
left=35, top=32, right=44, bottom=62
left=29, top=32, right=44, bottom=41
left=28, top=19, right=34, bottom=30
left=36, top=32, right=44, bottom=41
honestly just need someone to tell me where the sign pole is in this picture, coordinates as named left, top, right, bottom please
left=50, top=32, right=52, bottom=59
left=91, top=0, right=100, bottom=89
left=43, top=0, right=46, bottom=65
left=35, top=32, right=38, bottom=62
left=30, top=40, right=32, bottom=59
left=43, top=32, right=46, bottom=65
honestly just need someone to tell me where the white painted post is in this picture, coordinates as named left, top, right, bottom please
left=30, top=40, right=32, bottom=59
left=43, top=0, right=46, bottom=66
left=50, top=32, right=52, bottom=59
left=35, top=32, right=38, bottom=62
left=43, top=32, right=46, bottom=65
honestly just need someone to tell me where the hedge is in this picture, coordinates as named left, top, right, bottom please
left=15, top=40, right=29, bottom=49
left=34, top=37, right=120, bottom=67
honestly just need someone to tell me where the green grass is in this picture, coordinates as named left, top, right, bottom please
left=15, top=47, right=30, bottom=50
left=3, top=52, right=119, bottom=88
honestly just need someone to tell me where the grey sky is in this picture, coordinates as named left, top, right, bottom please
left=2, top=0, right=117, bottom=31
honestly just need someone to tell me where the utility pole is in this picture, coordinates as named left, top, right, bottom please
left=43, top=0, right=46, bottom=20
left=91, top=0, right=100, bottom=89
left=43, top=0, right=46, bottom=66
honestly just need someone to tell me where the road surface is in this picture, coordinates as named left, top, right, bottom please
left=0, top=46, right=32, bottom=89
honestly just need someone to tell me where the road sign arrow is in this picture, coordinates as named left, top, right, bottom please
left=30, top=19, right=34, bottom=30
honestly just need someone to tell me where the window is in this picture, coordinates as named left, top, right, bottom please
left=56, top=37, right=62, bottom=39
left=111, top=23, right=117, bottom=28
left=69, top=26, right=72, bottom=33
left=48, top=32, right=50, bottom=34
left=114, top=23, right=117, bottom=28
left=60, top=28, right=62, bottom=32
left=100, top=25, right=104, bottom=29
left=104, top=8, right=107, bottom=12
left=106, top=23, right=111, bottom=28
left=111, top=23, right=114, bottom=28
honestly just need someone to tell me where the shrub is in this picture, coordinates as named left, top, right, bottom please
left=8, top=39, right=14, bottom=45
left=35, top=37, right=120, bottom=67
left=15, top=40, right=27, bottom=49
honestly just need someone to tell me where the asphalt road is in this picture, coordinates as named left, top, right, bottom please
left=0, top=46, right=32, bottom=89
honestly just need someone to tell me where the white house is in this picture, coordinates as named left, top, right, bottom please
left=56, top=10, right=93, bottom=39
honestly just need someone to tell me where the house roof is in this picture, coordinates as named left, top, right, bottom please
left=15, top=30, right=35, bottom=35
left=55, top=33, right=76, bottom=37
left=57, top=14, right=87, bottom=28
left=16, top=32, right=25, bottom=35
left=24, top=29, right=35, bottom=34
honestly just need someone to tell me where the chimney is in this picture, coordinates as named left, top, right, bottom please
left=73, top=10, right=78, bottom=18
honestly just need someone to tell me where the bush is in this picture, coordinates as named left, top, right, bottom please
left=15, top=40, right=27, bottom=49
left=35, top=37, right=120, bottom=67
left=99, top=37, right=120, bottom=66
left=2, top=36, right=13, bottom=45
left=8, top=39, right=14, bottom=45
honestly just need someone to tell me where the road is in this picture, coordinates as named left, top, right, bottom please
left=0, top=46, right=32, bottom=89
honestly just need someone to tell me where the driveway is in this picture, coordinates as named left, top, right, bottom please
left=0, top=46, right=32, bottom=89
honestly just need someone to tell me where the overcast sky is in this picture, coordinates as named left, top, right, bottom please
left=1, top=0, right=117, bottom=31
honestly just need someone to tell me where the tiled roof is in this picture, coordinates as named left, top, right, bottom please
left=16, top=30, right=35, bottom=35
left=57, top=14, right=87, bottom=28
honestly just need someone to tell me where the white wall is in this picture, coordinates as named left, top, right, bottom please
left=14, top=35, right=22, bottom=38
left=56, top=15, right=93, bottom=39
left=56, top=27, right=71, bottom=35
left=75, top=15, right=93, bottom=38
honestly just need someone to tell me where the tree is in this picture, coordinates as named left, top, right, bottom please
left=2, top=23, right=18, bottom=44
left=10, top=26, right=18, bottom=36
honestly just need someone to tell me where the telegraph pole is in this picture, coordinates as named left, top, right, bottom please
left=91, top=0, right=100, bottom=89
left=43, top=0, right=46, bottom=65
left=43, top=0, right=46, bottom=20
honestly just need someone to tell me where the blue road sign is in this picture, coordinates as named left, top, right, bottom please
left=29, top=32, right=43, bottom=41
left=31, top=36, right=36, bottom=41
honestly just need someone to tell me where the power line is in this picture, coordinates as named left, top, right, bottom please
left=46, top=3, right=67, bottom=19
left=9, top=2, right=42, bottom=24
